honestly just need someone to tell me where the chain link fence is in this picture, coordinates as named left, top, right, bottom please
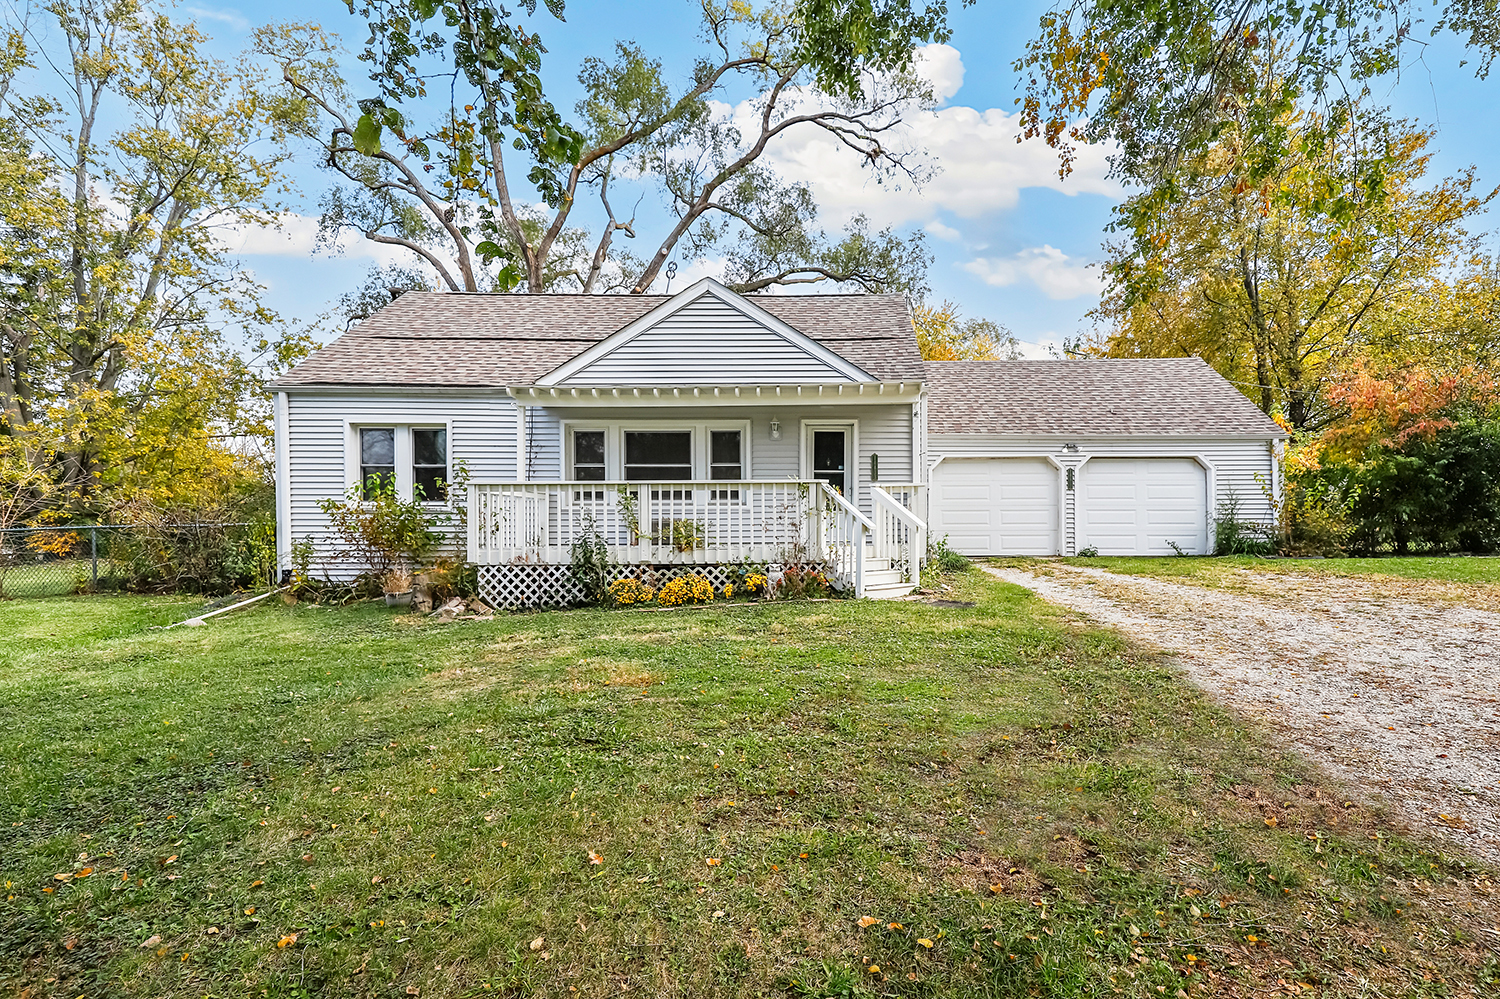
left=0, top=523, right=272, bottom=598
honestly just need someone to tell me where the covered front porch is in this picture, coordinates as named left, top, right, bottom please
left=466, top=479, right=926, bottom=608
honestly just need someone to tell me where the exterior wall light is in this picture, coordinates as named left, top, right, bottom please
left=1063, top=442, right=1080, bottom=452
left=769, top=419, right=781, bottom=440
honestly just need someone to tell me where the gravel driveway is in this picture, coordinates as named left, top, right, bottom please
left=983, top=562, right=1500, bottom=864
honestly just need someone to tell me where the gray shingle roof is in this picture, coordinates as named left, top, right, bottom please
left=272, top=290, right=924, bottom=387
left=923, top=358, right=1287, bottom=437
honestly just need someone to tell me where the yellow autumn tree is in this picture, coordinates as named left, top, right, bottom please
left=1096, top=115, right=1494, bottom=430
left=913, top=301, right=1020, bottom=360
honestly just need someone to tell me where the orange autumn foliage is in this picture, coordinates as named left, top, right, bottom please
left=1317, top=363, right=1500, bottom=463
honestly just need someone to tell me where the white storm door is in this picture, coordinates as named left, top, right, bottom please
left=928, top=458, right=1059, bottom=555
left=1078, top=457, right=1208, bottom=555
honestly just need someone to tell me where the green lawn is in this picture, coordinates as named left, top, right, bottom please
left=1036, top=554, right=1500, bottom=587
left=1, top=578, right=1495, bottom=998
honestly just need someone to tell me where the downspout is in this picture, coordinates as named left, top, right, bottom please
left=274, top=391, right=292, bottom=578
left=516, top=403, right=528, bottom=482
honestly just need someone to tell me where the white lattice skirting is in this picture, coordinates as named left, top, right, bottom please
left=478, top=563, right=740, bottom=610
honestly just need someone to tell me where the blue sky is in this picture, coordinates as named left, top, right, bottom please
left=178, top=0, right=1498, bottom=356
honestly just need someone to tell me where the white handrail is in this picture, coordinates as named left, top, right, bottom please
left=871, top=485, right=928, bottom=584
left=813, top=481, right=872, bottom=595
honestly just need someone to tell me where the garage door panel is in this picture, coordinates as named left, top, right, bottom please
left=939, top=484, right=993, bottom=501
left=1079, top=458, right=1206, bottom=556
left=930, top=458, right=1059, bottom=556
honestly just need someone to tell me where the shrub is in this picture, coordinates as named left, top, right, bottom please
left=317, top=480, right=441, bottom=579
left=775, top=564, right=832, bottom=599
left=927, top=534, right=970, bottom=573
left=108, top=500, right=278, bottom=594
left=657, top=574, right=715, bottom=607
left=1279, top=489, right=1351, bottom=556
left=1214, top=494, right=1275, bottom=556
left=609, top=576, right=655, bottom=606
left=568, top=515, right=612, bottom=605
left=1340, top=417, right=1500, bottom=554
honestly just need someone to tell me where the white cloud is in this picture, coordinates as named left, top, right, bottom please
left=221, top=213, right=409, bottom=267
left=183, top=5, right=250, bottom=32
left=913, top=43, right=964, bottom=104
left=725, top=44, right=1121, bottom=230
left=962, top=245, right=1104, bottom=300
left=924, top=220, right=962, bottom=242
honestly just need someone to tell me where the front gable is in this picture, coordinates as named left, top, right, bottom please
left=535, top=278, right=876, bottom=387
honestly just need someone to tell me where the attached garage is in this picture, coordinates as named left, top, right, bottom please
left=1077, top=457, right=1208, bottom=555
left=929, top=457, right=1058, bottom=555
left=921, top=359, right=1288, bottom=557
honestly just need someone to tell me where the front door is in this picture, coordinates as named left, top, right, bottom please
left=811, top=429, right=848, bottom=494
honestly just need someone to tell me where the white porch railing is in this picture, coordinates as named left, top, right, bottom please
left=871, top=484, right=928, bottom=583
left=468, top=479, right=874, bottom=594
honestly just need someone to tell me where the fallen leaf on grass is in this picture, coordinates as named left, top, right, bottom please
left=888, top=922, right=904, bottom=930
left=140, top=935, right=162, bottom=949
left=868, top=965, right=881, bottom=974
left=857, top=916, right=880, bottom=928
left=250, top=879, right=263, bottom=888
left=276, top=933, right=298, bottom=948
left=705, top=857, right=721, bottom=866
left=529, top=936, right=544, bottom=952
left=917, top=938, right=934, bottom=949
left=588, top=850, right=603, bottom=865
left=164, top=855, right=178, bottom=865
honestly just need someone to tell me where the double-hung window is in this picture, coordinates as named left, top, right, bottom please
left=355, top=425, right=447, bottom=501
left=708, top=429, right=743, bottom=500
left=359, top=428, right=396, bottom=498
left=571, top=430, right=607, bottom=502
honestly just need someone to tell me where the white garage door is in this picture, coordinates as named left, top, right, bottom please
left=929, top=458, right=1059, bottom=555
left=1079, top=458, right=1208, bottom=555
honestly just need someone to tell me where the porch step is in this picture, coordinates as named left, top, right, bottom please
left=864, top=578, right=917, bottom=600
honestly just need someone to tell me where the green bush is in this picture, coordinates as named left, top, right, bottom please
left=317, top=478, right=443, bottom=579
left=927, top=534, right=971, bottom=573
left=1213, top=494, right=1275, bottom=556
left=1303, top=415, right=1500, bottom=554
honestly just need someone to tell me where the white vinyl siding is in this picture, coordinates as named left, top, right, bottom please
left=556, top=296, right=858, bottom=386
left=929, top=434, right=1278, bottom=555
left=282, top=392, right=517, bottom=576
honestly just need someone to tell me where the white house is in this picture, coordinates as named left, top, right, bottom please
left=271, top=278, right=1285, bottom=607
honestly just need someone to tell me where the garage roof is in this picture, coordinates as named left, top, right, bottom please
left=923, top=358, right=1287, bottom=437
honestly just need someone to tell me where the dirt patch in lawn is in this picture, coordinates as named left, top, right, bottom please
left=985, top=562, right=1500, bottom=865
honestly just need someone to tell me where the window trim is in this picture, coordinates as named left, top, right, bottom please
left=345, top=421, right=452, bottom=503
left=562, top=420, right=752, bottom=481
